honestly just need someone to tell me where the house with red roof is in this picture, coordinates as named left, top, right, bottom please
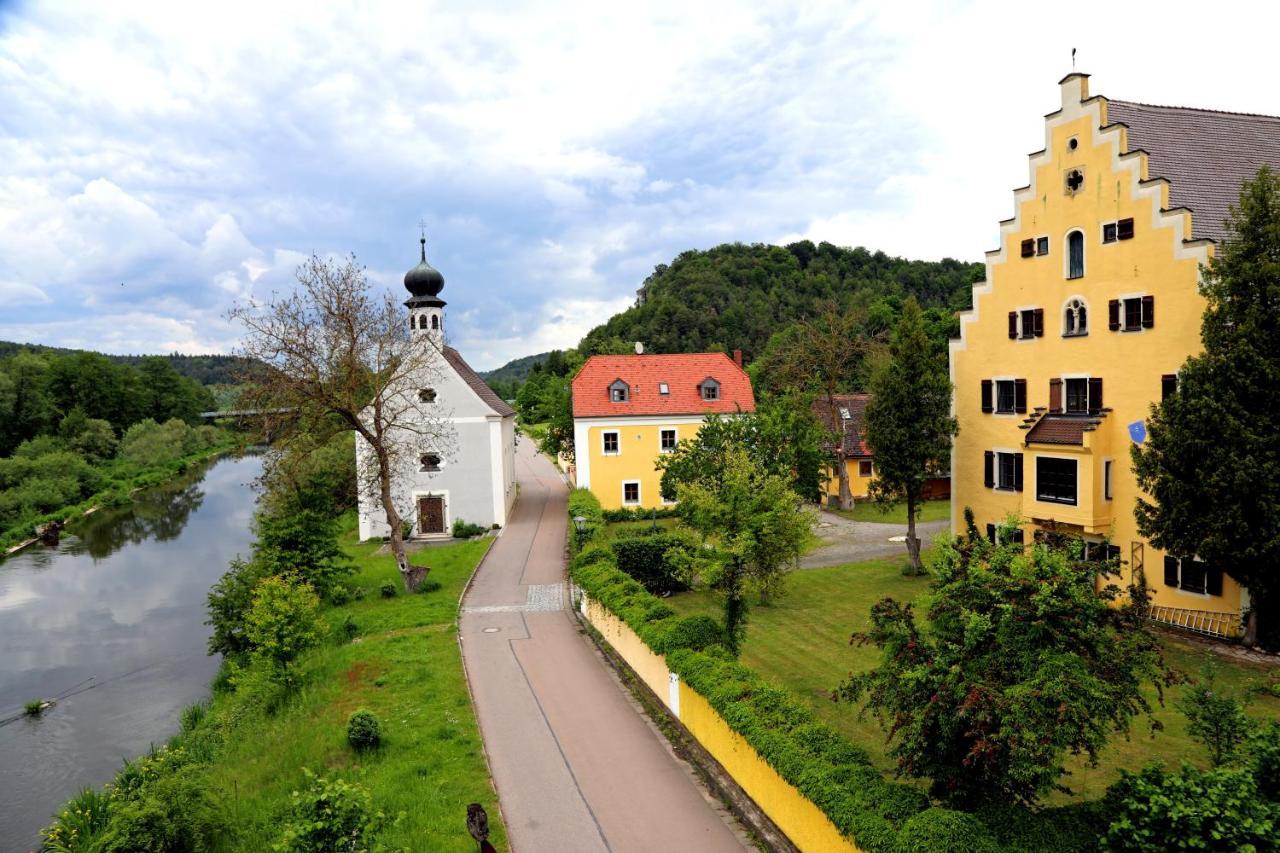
left=571, top=349, right=755, bottom=509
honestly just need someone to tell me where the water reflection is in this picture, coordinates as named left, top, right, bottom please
left=0, top=452, right=261, bottom=851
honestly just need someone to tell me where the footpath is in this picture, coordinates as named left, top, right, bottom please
left=458, top=442, right=748, bottom=852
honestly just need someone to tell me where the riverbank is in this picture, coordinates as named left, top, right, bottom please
left=0, top=425, right=241, bottom=555
left=40, top=520, right=507, bottom=851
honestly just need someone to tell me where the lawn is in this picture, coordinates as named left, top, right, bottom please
left=665, top=554, right=1280, bottom=803
left=201, top=528, right=507, bottom=851
left=832, top=498, right=951, bottom=525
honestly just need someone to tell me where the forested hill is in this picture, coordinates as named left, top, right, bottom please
left=577, top=241, right=982, bottom=361
left=0, top=341, right=253, bottom=386
left=478, top=351, right=551, bottom=384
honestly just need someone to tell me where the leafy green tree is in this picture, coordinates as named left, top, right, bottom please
left=837, top=520, right=1172, bottom=807
left=138, top=356, right=213, bottom=423
left=0, top=351, right=54, bottom=453
left=864, top=297, right=957, bottom=574
left=657, top=395, right=827, bottom=503
left=245, top=575, right=321, bottom=686
left=1133, top=167, right=1280, bottom=648
left=253, top=503, right=353, bottom=600
left=1176, top=661, right=1255, bottom=766
left=206, top=557, right=270, bottom=658
left=671, top=446, right=814, bottom=652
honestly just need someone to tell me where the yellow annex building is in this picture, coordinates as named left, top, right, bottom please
left=951, top=73, right=1280, bottom=637
left=571, top=351, right=755, bottom=509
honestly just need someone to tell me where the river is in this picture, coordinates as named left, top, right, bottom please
left=0, top=453, right=262, bottom=851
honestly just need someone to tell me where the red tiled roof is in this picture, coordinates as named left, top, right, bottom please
left=1024, top=415, right=1091, bottom=446
left=812, top=394, right=872, bottom=458
left=571, top=353, right=755, bottom=418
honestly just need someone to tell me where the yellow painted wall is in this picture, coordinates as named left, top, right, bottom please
left=585, top=597, right=672, bottom=704
left=950, top=75, right=1246, bottom=622
left=822, top=458, right=875, bottom=501
left=583, top=420, right=702, bottom=509
left=579, top=593, right=861, bottom=852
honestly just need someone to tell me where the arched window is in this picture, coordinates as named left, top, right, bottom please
left=1067, top=231, right=1085, bottom=279
left=420, top=453, right=442, bottom=472
left=1063, top=298, right=1088, bottom=337
left=431, top=314, right=440, bottom=330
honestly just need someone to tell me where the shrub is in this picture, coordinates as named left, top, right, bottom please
left=611, top=533, right=692, bottom=595
left=1104, top=763, right=1279, bottom=851
left=340, top=614, right=360, bottom=642
left=567, top=488, right=604, bottom=548
left=1253, top=722, right=1280, bottom=801
left=379, top=580, right=397, bottom=598
left=1176, top=661, right=1254, bottom=766
left=416, top=579, right=442, bottom=594
left=328, top=585, right=352, bottom=606
left=245, top=576, right=322, bottom=686
left=41, top=787, right=115, bottom=852
left=895, top=808, right=999, bottom=853
left=274, top=768, right=395, bottom=852
left=347, top=710, right=382, bottom=751
left=451, top=518, right=488, bottom=538
left=97, top=764, right=223, bottom=853
left=654, top=615, right=725, bottom=654
left=601, top=506, right=680, bottom=523
left=253, top=505, right=354, bottom=600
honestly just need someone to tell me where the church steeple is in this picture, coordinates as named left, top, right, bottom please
left=404, top=232, right=445, bottom=340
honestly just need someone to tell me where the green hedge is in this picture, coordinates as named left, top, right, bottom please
left=602, top=506, right=680, bottom=523
left=611, top=533, right=690, bottom=595
left=567, top=488, right=604, bottom=550
left=568, top=517, right=1103, bottom=853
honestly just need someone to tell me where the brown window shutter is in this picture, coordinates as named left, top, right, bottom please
left=1117, top=217, right=1135, bottom=240
left=1207, top=565, right=1224, bottom=596
left=1014, top=453, right=1024, bottom=492
left=1163, top=555, right=1180, bottom=587
left=1049, top=377, right=1063, bottom=413
left=1020, top=238, right=1035, bottom=258
left=981, top=379, right=993, bottom=413
left=1162, top=373, right=1177, bottom=401
left=1142, top=295, right=1154, bottom=328
left=1033, top=308, right=1045, bottom=337
left=1089, top=377, right=1103, bottom=413
left=1008, top=311, right=1018, bottom=339
left=984, top=451, right=994, bottom=488
left=1014, top=379, right=1027, bottom=413
left=1108, top=299, right=1120, bottom=331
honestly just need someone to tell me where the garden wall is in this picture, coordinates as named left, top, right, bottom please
left=578, top=590, right=859, bottom=853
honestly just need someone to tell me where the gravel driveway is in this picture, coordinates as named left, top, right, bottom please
left=802, top=509, right=951, bottom=569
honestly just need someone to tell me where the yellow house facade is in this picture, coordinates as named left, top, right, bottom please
left=951, top=74, right=1280, bottom=637
left=571, top=352, right=756, bottom=510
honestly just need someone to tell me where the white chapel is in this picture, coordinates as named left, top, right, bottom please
left=356, top=238, right=517, bottom=540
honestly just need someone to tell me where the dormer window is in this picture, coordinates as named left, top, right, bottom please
left=419, top=388, right=437, bottom=403
left=420, top=453, right=442, bottom=472
left=699, top=378, right=720, bottom=401
left=609, top=379, right=629, bottom=402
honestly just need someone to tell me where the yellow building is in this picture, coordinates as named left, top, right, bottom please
left=571, top=351, right=756, bottom=509
left=951, top=73, right=1280, bottom=637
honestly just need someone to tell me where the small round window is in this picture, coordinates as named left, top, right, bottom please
left=419, top=388, right=437, bottom=403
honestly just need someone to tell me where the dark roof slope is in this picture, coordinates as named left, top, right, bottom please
left=1025, top=415, right=1090, bottom=446
left=1107, top=100, right=1280, bottom=243
left=811, top=393, right=872, bottom=458
left=443, top=347, right=515, bottom=417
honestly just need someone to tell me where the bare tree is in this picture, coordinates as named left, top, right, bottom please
left=754, top=303, right=878, bottom=510
left=230, top=254, right=456, bottom=590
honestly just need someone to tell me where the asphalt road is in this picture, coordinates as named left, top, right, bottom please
left=458, top=442, right=748, bottom=853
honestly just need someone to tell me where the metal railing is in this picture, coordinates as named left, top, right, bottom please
left=1149, top=605, right=1244, bottom=640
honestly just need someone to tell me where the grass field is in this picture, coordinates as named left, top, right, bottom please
left=832, top=498, right=951, bottom=525
left=200, top=528, right=507, bottom=850
left=665, top=553, right=1280, bottom=803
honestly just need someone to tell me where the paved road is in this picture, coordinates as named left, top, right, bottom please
left=459, top=443, right=747, bottom=853
left=801, top=509, right=950, bottom=569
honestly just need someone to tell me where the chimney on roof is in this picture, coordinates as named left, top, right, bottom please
left=634, top=341, right=644, bottom=354
left=732, top=349, right=743, bottom=367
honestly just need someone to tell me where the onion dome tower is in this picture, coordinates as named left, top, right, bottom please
left=405, top=236, right=445, bottom=339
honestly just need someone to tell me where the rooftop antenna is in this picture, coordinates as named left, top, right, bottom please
left=1071, top=47, right=1076, bottom=70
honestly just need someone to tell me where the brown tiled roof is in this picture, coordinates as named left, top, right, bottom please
left=812, top=393, right=872, bottom=458
left=571, top=353, right=755, bottom=418
left=1024, top=415, right=1090, bottom=446
left=443, top=347, right=516, bottom=417
left=1107, top=100, right=1280, bottom=243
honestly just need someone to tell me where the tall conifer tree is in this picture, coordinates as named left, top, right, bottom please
left=1133, top=167, right=1280, bottom=647
left=865, top=297, right=957, bottom=574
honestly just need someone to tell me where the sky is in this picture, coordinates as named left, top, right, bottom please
left=1, top=1, right=1277, bottom=371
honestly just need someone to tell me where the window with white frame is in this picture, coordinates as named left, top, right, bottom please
left=602, top=431, right=620, bottom=455
left=660, top=428, right=677, bottom=453
left=1063, top=298, right=1088, bottom=336
left=622, top=481, right=640, bottom=505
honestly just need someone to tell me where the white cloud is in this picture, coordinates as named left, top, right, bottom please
left=0, top=281, right=51, bottom=306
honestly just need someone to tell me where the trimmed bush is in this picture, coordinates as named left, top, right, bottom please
left=611, top=533, right=691, bottom=595
left=452, top=518, right=487, bottom=538
left=567, top=488, right=604, bottom=548
left=379, top=580, right=397, bottom=598
left=602, top=506, right=679, bottom=523
left=347, top=710, right=382, bottom=751
left=895, top=808, right=999, bottom=853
